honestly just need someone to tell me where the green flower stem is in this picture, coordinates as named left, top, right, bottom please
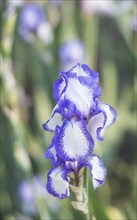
left=85, top=167, right=91, bottom=220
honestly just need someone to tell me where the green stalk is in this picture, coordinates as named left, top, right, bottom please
left=85, top=167, right=91, bottom=220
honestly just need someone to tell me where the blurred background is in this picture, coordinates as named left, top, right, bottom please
left=0, top=0, right=136, bottom=219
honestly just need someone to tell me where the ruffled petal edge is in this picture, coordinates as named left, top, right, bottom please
left=86, top=154, right=107, bottom=189
left=43, top=105, right=63, bottom=132
left=97, top=102, right=117, bottom=141
left=46, top=166, right=70, bottom=199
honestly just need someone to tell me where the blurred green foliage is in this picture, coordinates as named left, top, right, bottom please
left=0, top=0, right=136, bottom=220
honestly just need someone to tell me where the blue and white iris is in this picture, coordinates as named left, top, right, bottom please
left=43, top=63, right=116, bottom=199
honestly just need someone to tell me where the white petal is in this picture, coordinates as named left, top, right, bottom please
left=87, top=112, right=104, bottom=143
left=43, top=105, right=63, bottom=132
left=69, top=63, right=87, bottom=77
left=97, top=102, right=117, bottom=140
left=92, top=179, right=102, bottom=189
left=57, top=118, right=93, bottom=161
left=87, top=154, right=107, bottom=189
left=47, top=166, right=69, bottom=199
left=64, top=77, right=93, bottom=118
left=68, top=63, right=99, bottom=83
left=87, top=102, right=116, bottom=141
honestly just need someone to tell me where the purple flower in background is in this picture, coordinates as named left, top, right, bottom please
left=19, top=4, right=45, bottom=35
left=18, top=180, right=37, bottom=215
left=18, top=3, right=53, bottom=43
left=43, top=63, right=116, bottom=200
left=18, top=176, right=60, bottom=215
left=59, top=39, right=86, bottom=71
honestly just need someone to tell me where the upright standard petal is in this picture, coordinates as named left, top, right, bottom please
left=68, top=63, right=99, bottom=82
left=53, top=63, right=102, bottom=119
left=88, top=102, right=117, bottom=141
left=46, top=166, right=70, bottom=199
left=56, top=118, right=94, bottom=161
left=61, top=76, right=98, bottom=118
left=86, top=154, right=107, bottom=189
left=53, top=76, right=67, bottom=101
left=42, top=105, right=63, bottom=132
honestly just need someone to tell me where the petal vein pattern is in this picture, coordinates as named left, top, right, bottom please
left=56, top=118, right=94, bottom=161
left=53, top=76, right=67, bottom=101
left=53, top=63, right=102, bottom=119
left=65, top=77, right=93, bottom=118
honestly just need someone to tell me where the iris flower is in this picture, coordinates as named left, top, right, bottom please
left=18, top=3, right=53, bottom=43
left=43, top=63, right=116, bottom=200
left=59, top=40, right=86, bottom=71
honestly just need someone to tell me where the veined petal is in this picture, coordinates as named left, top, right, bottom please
left=67, top=64, right=101, bottom=95
left=87, top=154, right=107, bottom=189
left=56, top=118, right=94, bottom=161
left=46, top=166, right=70, bottom=199
left=53, top=64, right=102, bottom=119
left=42, top=105, right=63, bottom=132
left=68, top=63, right=86, bottom=77
left=82, top=64, right=99, bottom=83
left=65, top=161, right=79, bottom=174
left=59, top=99, right=81, bottom=119
left=61, top=76, right=95, bottom=118
left=88, top=102, right=117, bottom=141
